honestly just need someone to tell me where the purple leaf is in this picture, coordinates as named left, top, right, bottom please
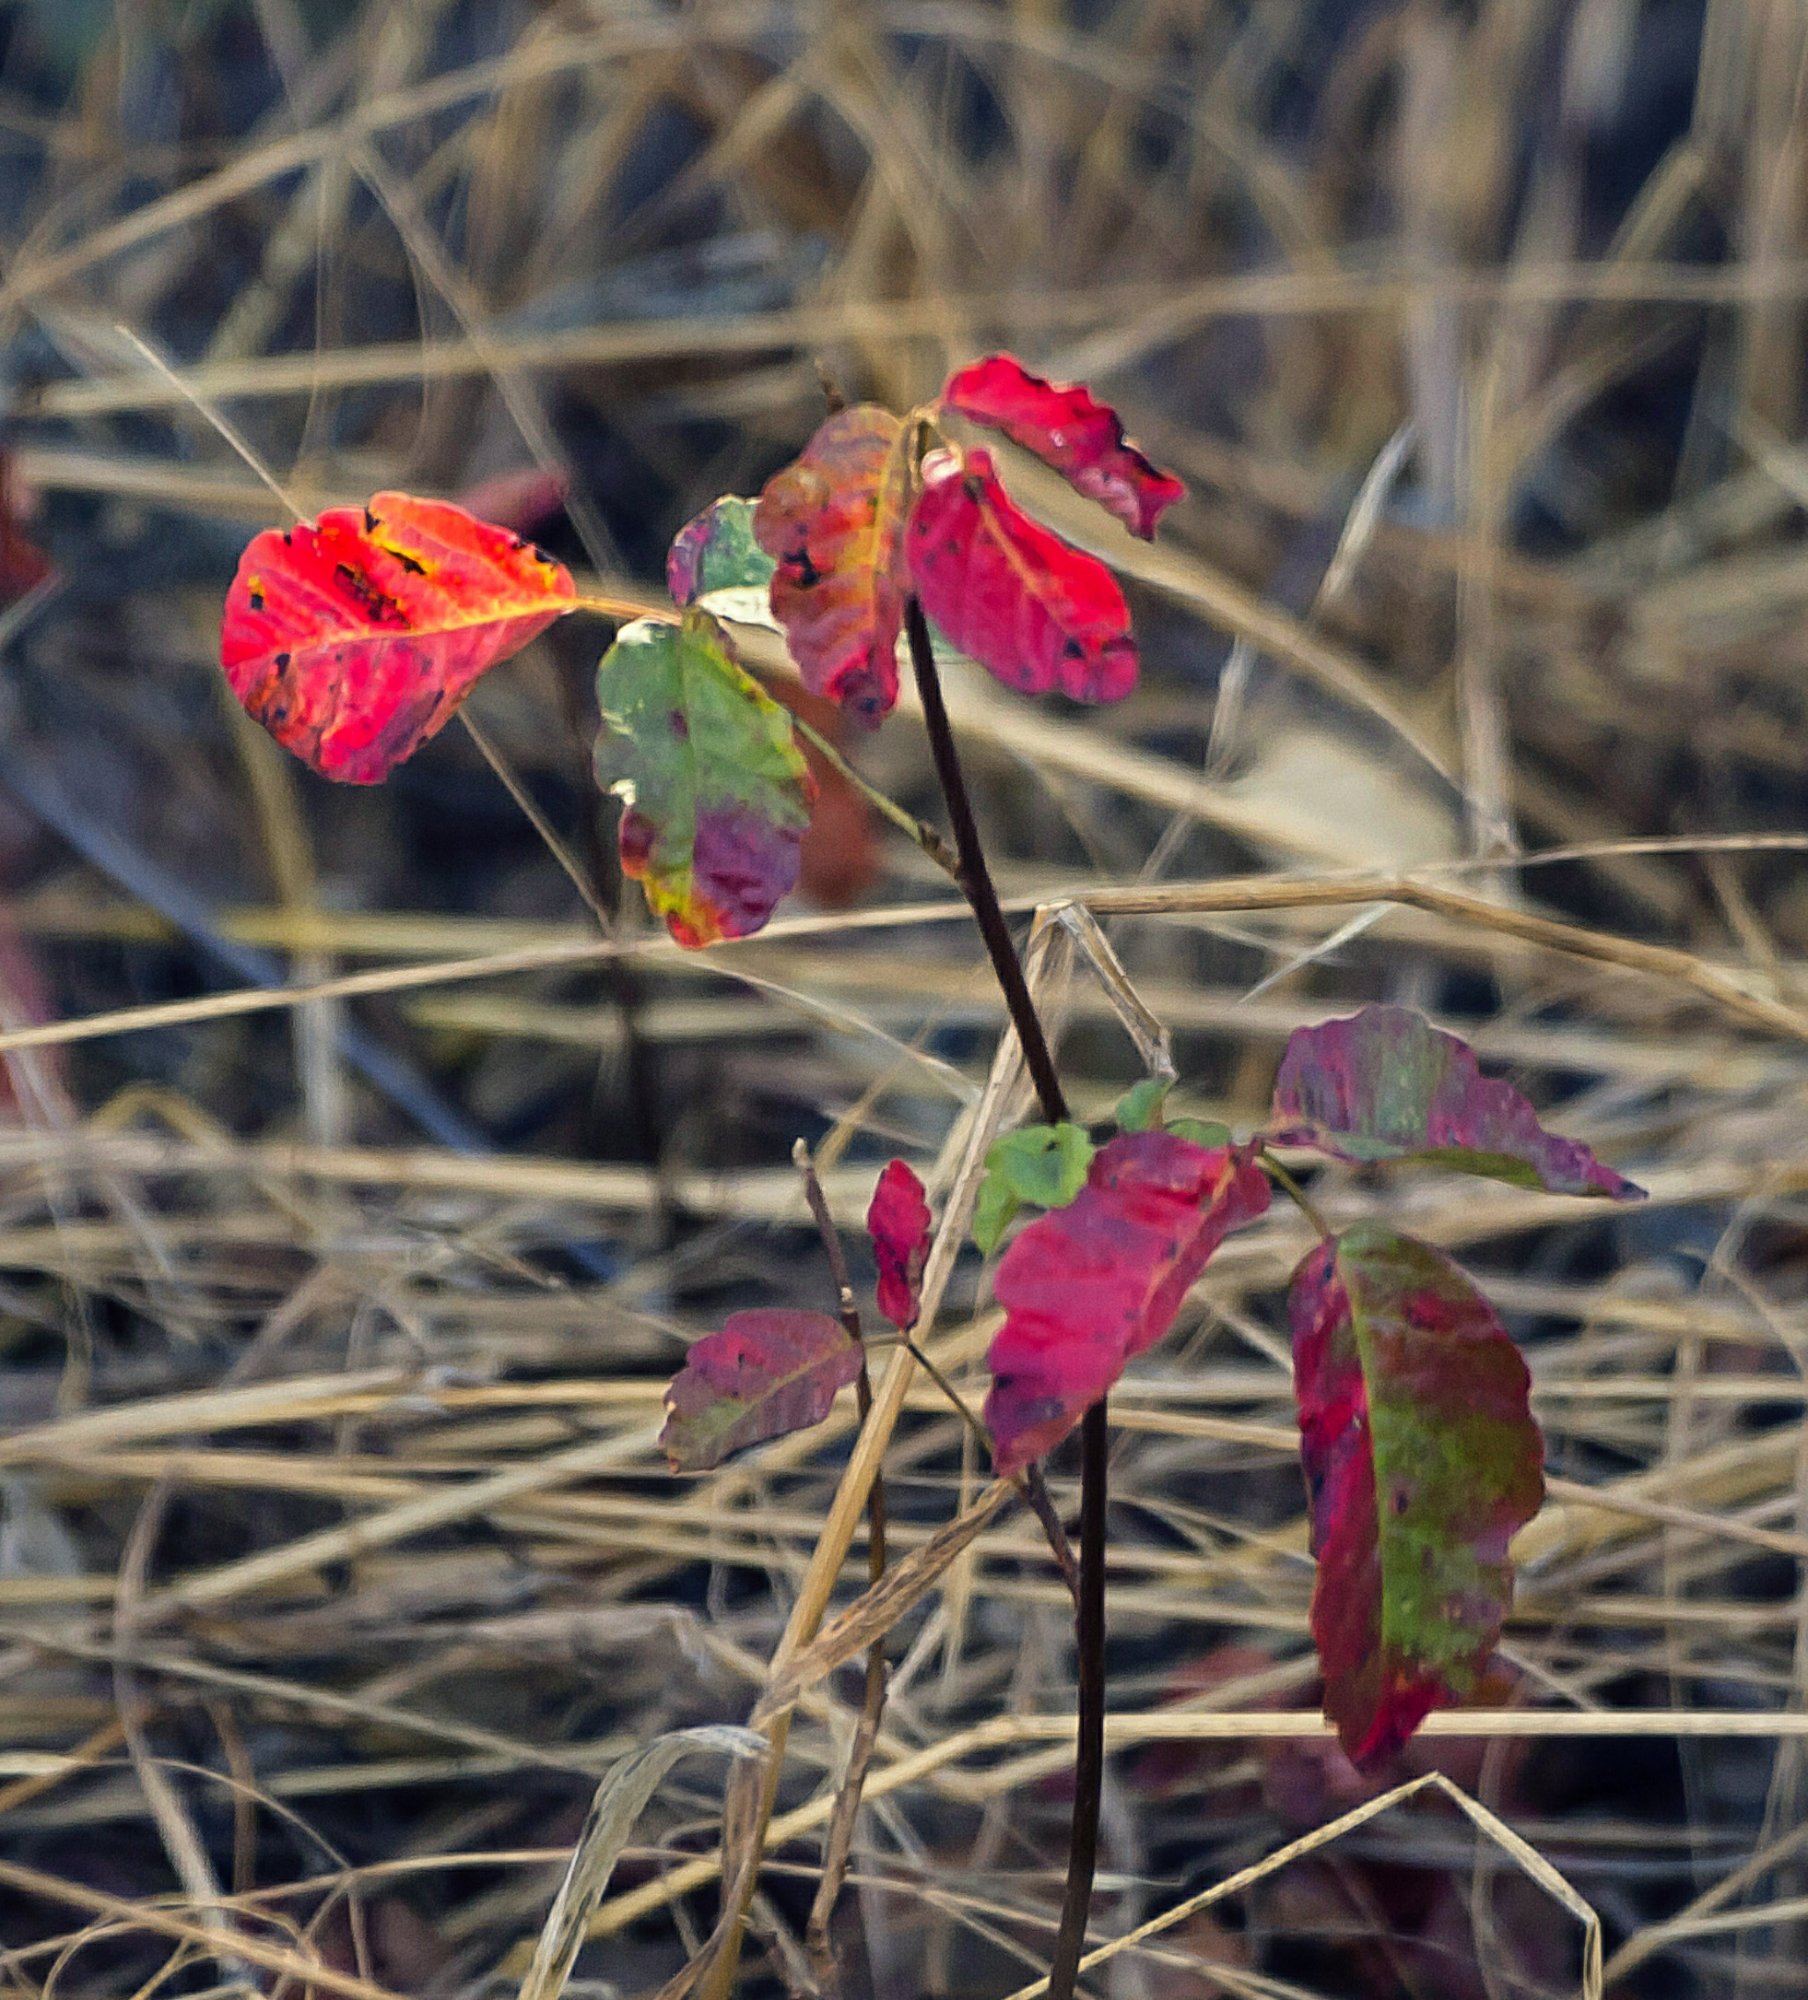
left=661, top=1309, right=861, bottom=1471
left=1268, top=1005, right=1643, bottom=1199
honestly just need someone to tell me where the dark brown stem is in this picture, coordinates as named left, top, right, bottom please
left=900, top=1335, right=1080, bottom=1601
left=903, top=595, right=1104, bottom=2000
left=1048, top=1398, right=1108, bottom=1998
left=903, top=598, right=1068, bottom=1126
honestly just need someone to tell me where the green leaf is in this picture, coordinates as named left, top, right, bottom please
left=1168, top=1117, right=1234, bottom=1150
left=666, top=496, right=777, bottom=629
left=972, top=1122, right=1096, bottom=1254
left=594, top=611, right=815, bottom=948
left=1114, top=1077, right=1172, bottom=1132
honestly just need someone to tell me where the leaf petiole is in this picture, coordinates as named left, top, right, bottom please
left=785, top=712, right=964, bottom=886
left=1258, top=1147, right=1333, bottom=1240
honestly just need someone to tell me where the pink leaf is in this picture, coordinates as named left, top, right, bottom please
left=942, top=353, right=1185, bottom=539
left=753, top=406, right=913, bottom=725
left=1290, top=1223, right=1543, bottom=1770
left=867, top=1159, right=932, bottom=1333
left=984, top=1132, right=1270, bottom=1472
left=905, top=447, right=1138, bottom=703
left=661, top=1309, right=861, bottom=1471
left=1268, top=1004, right=1644, bottom=1200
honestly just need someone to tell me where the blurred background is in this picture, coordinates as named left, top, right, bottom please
left=1, top=2, right=1806, bottom=1995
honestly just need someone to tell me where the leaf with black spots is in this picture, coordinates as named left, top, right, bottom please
left=754, top=407, right=913, bottom=725
left=221, top=492, right=575, bottom=782
left=904, top=447, right=1138, bottom=702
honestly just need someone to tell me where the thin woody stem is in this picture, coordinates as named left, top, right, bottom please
left=903, top=594, right=1104, bottom=2000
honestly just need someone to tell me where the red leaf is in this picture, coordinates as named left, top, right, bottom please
left=0, top=451, right=51, bottom=602
left=221, top=492, right=576, bottom=783
left=1268, top=1004, right=1644, bottom=1199
left=905, top=447, right=1138, bottom=703
left=754, top=407, right=913, bottom=725
left=1289, top=1223, right=1543, bottom=1770
left=984, top=1132, right=1270, bottom=1472
left=942, top=353, right=1185, bottom=539
left=661, top=1309, right=861, bottom=1471
left=867, top=1159, right=932, bottom=1332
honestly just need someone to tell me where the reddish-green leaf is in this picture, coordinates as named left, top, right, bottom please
left=941, top=353, right=1185, bottom=539
left=753, top=406, right=913, bottom=725
left=984, top=1132, right=1270, bottom=1472
left=1268, top=1004, right=1644, bottom=1200
left=662, top=1309, right=861, bottom=1471
left=868, top=1159, right=932, bottom=1333
left=667, top=495, right=774, bottom=611
left=905, top=447, right=1138, bottom=703
left=594, top=611, right=815, bottom=948
left=221, top=492, right=575, bottom=783
left=1289, top=1222, right=1543, bottom=1769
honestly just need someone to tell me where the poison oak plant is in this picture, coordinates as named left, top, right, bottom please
left=219, top=356, right=1645, bottom=1996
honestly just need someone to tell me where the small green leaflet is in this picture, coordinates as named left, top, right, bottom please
left=972, top=1122, right=1097, bottom=1254
left=1114, top=1078, right=1171, bottom=1132
left=595, top=610, right=815, bottom=948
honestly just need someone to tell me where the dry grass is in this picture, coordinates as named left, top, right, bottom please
left=2, top=2, right=1808, bottom=1996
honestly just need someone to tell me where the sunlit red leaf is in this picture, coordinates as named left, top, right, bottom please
left=905, top=447, right=1137, bottom=703
left=1289, top=1222, right=1543, bottom=1769
left=220, top=492, right=575, bottom=783
left=662, top=1309, right=861, bottom=1470
left=1268, top=1004, right=1644, bottom=1200
left=594, top=611, right=815, bottom=948
left=984, top=1131, right=1270, bottom=1472
left=942, top=353, right=1185, bottom=539
left=868, top=1159, right=932, bottom=1333
left=754, top=407, right=913, bottom=725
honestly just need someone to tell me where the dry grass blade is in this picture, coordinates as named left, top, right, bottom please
left=515, top=1726, right=765, bottom=2000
